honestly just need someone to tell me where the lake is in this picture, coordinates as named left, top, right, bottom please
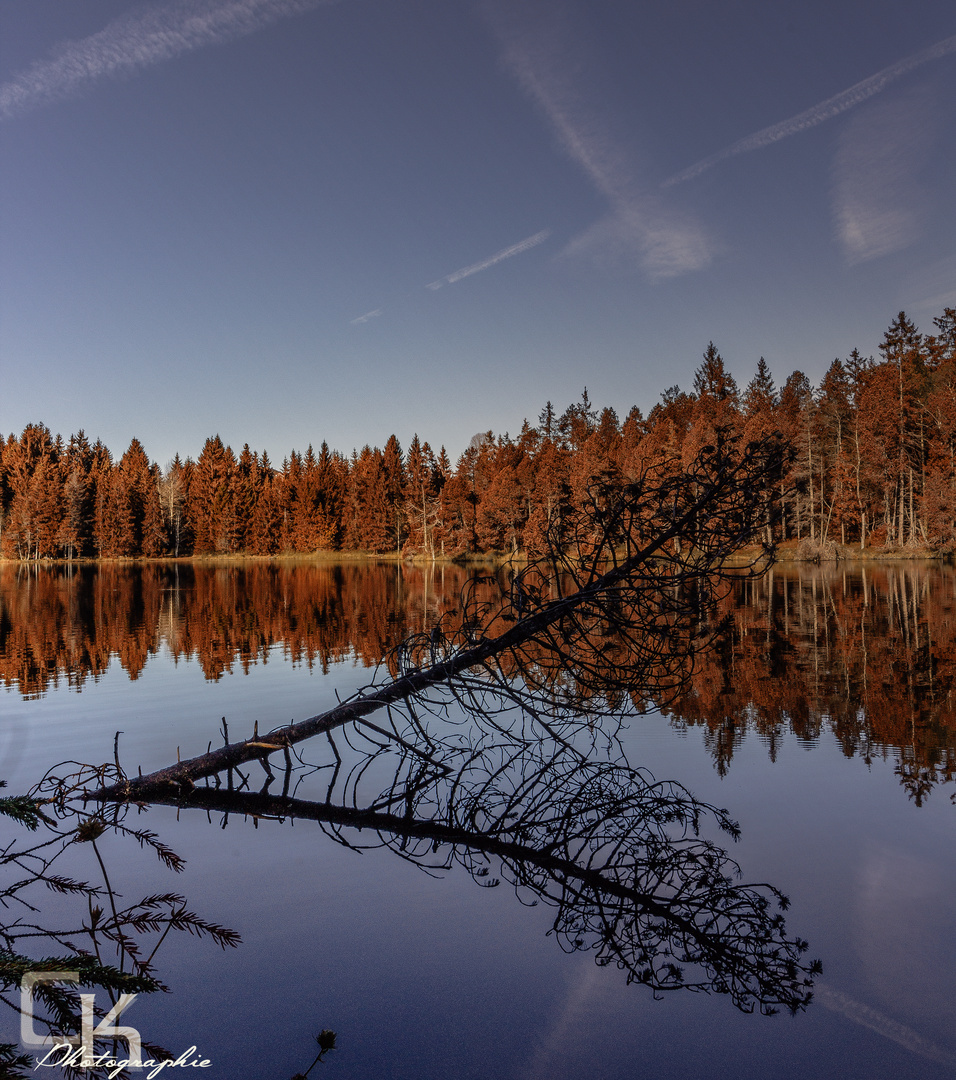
left=2, top=560, right=955, bottom=1080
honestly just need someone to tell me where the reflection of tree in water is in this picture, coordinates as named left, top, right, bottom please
left=0, top=560, right=476, bottom=694
left=143, top=727, right=820, bottom=1015
left=5, top=560, right=956, bottom=801
left=664, top=564, right=956, bottom=801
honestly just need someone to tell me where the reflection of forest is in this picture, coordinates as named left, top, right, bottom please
left=0, top=561, right=486, bottom=692
left=4, top=561, right=954, bottom=800
left=664, top=563, right=956, bottom=801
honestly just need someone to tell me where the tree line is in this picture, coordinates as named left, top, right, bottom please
left=2, top=306, right=954, bottom=561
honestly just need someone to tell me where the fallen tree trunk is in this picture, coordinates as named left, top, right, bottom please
left=94, top=437, right=786, bottom=802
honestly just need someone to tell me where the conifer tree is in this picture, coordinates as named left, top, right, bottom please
left=743, top=359, right=777, bottom=436
left=815, top=360, right=853, bottom=542
left=345, top=446, right=390, bottom=553
left=314, top=441, right=347, bottom=550
left=686, top=343, right=742, bottom=465
left=249, top=453, right=283, bottom=554
left=524, top=436, right=570, bottom=555
left=777, top=372, right=813, bottom=541
left=404, top=435, right=444, bottom=557
left=381, top=435, right=406, bottom=554
left=113, top=438, right=157, bottom=556
left=293, top=445, right=322, bottom=552
left=879, top=312, right=928, bottom=544
left=232, top=444, right=262, bottom=553
left=191, top=436, right=238, bottom=553
left=57, top=431, right=95, bottom=558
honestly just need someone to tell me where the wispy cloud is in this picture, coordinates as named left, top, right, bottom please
left=663, top=33, right=956, bottom=188
left=523, top=965, right=604, bottom=1080
left=350, top=308, right=382, bottom=325
left=426, top=229, right=551, bottom=290
left=0, top=0, right=338, bottom=121
left=815, top=984, right=954, bottom=1065
left=483, top=1, right=711, bottom=281
left=831, top=88, right=935, bottom=263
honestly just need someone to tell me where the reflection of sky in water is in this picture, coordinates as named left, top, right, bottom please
left=4, top=651, right=956, bottom=1078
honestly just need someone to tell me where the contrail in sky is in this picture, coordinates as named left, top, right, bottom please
left=350, top=231, right=550, bottom=323
left=0, top=0, right=339, bottom=121
left=349, top=309, right=382, bottom=325
left=815, top=984, right=954, bottom=1065
left=425, top=229, right=551, bottom=290
left=483, top=0, right=712, bottom=280
left=662, top=33, right=956, bottom=187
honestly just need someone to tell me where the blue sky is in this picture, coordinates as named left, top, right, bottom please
left=2, top=0, right=954, bottom=468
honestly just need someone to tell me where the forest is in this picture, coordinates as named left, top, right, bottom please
left=2, top=307, right=954, bottom=561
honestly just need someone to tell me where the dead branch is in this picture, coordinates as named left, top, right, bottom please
left=94, top=435, right=788, bottom=802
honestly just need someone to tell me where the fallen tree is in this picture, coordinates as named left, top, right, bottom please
left=95, top=434, right=789, bottom=801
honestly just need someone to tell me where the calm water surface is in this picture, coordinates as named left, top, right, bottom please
left=2, top=561, right=954, bottom=1079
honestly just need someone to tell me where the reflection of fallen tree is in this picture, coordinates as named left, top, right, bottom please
left=136, top=736, right=820, bottom=1015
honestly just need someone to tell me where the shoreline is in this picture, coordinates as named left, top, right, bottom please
left=0, top=550, right=504, bottom=568
left=0, top=544, right=950, bottom=568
